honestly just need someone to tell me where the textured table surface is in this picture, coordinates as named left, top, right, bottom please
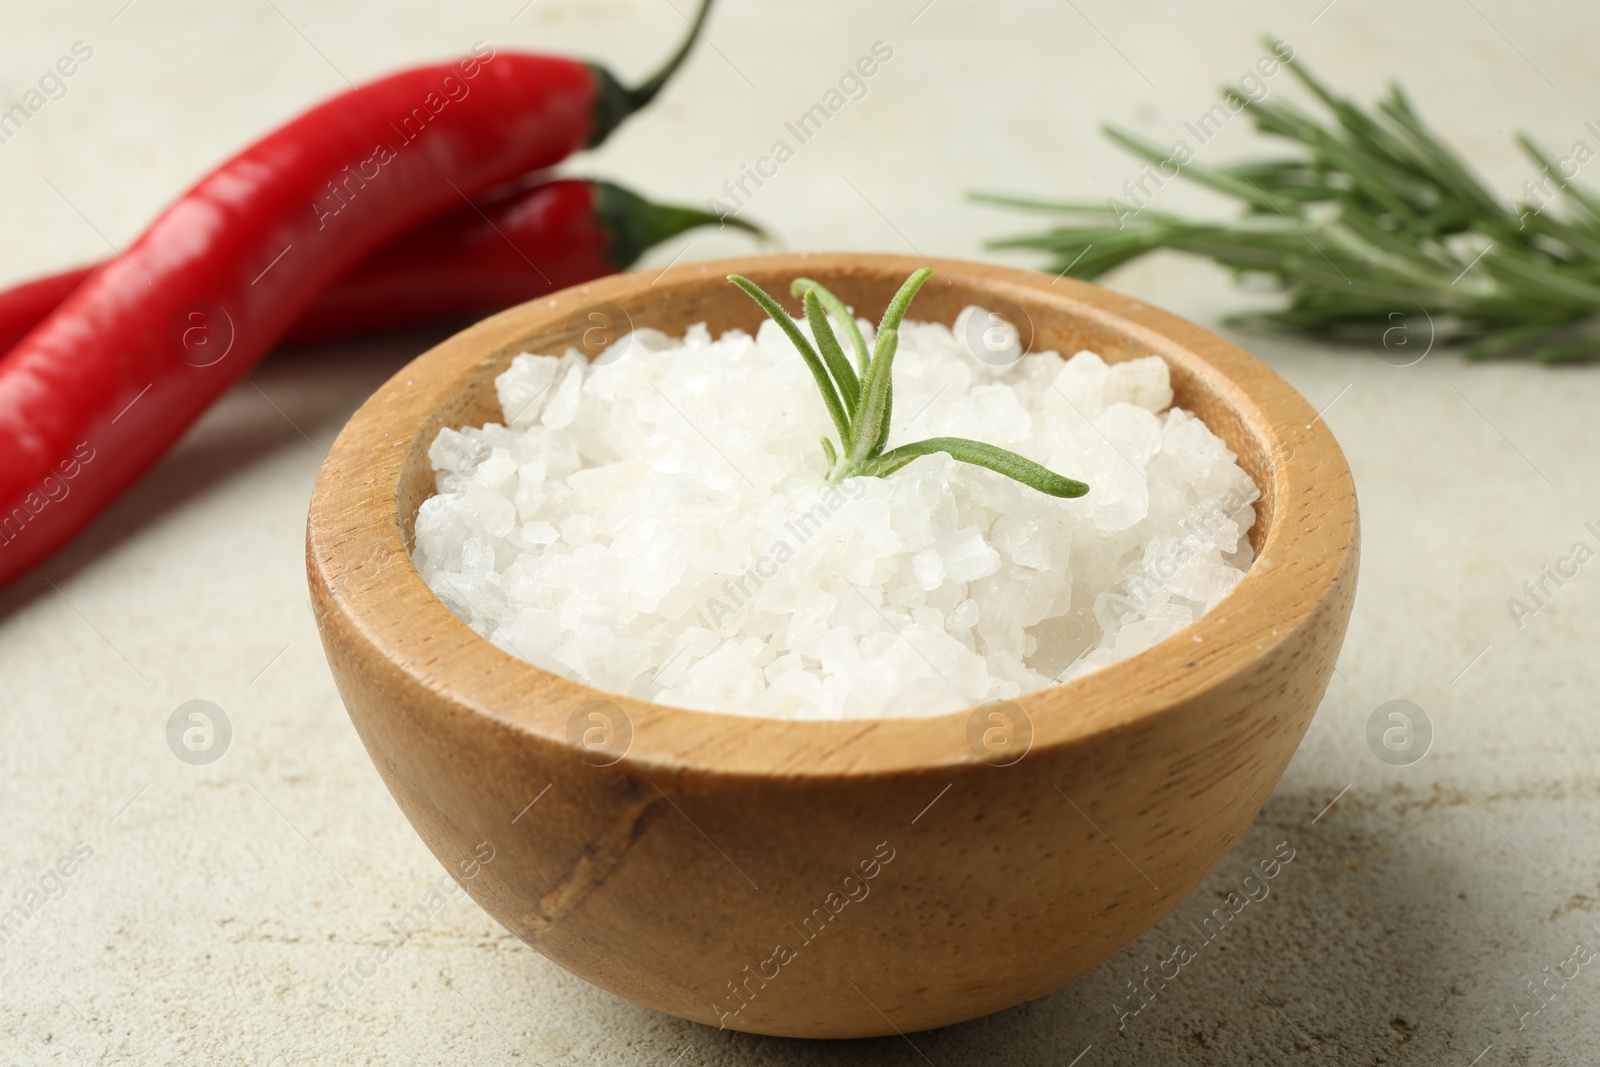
left=2, top=1, right=1597, bottom=1064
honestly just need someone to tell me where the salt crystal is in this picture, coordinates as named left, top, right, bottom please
left=414, top=309, right=1259, bottom=718
left=938, top=526, right=1002, bottom=583
left=428, top=427, right=489, bottom=473
left=912, top=547, right=945, bottom=591
left=541, top=364, right=584, bottom=429
left=495, top=354, right=560, bottom=427
left=1103, top=355, right=1174, bottom=412
left=1048, top=351, right=1109, bottom=420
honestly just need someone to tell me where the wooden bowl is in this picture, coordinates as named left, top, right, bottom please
left=306, top=253, right=1358, bottom=1038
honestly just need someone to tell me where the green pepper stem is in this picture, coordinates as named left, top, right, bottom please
left=592, top=181, right=763, bottom=268
left=586, top=0, right=715, bottom=146
left=627, top=0, right=715, bottom=110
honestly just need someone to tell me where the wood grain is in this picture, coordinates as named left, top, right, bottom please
left=306, top=253, right=1359, bottom=1038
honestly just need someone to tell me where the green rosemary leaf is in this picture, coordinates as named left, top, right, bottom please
left=877, top=268, right=935, bottom=334
left=1462, top=321, right=1570, bottom=361
left=1217, top=158, right=1340, bottom=203
left=1517, top=135, right=1600, bottom=234
left=977, top=52, right=1600, bottom=362
left=1478, top=249, right=1600, bottom=310
left=1329, top=213, right=1455, bottom=277
left=1278, top=47, right=1385, bottom=145
left=874, top=350, right=894, bottom=458
left=1531, top=336, right=1600, bottom=363
left=791, top=278, right=871, bottom=374
left=1253, top=68, right=1435, bottom=227
left=728, top=274, right=853, bottom=449
left=1105, top=125, right=1285, bottom=212
left=1520, top=211, right=1600, bottom=268
left=851, top=327, right=899, bottom=465
left=851, top=269, right=932, bottom=466
left=731, top=268, right=1091, bottom=500
left=969, top=192, right=1119, bottom=215
left=864, top=437, right=1090, bottom=498
left=801, top=289, right=860, bottom=412
left=1379, top=87, right=1517, bottom=228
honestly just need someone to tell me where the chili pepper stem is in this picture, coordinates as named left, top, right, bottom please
left=587, top=0, right=715, bottom=145
left=592, top=180, right=765, bottom=268
left=627, top=0, right=715, bottom=110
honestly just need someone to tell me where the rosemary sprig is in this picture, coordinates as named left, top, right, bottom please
left=976, top=41, right=1600, bottom=363
left=728, top=270, right=1089, bottom=498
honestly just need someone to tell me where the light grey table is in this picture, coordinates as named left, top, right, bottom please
left=2, top=1, right=1595, bottom=1063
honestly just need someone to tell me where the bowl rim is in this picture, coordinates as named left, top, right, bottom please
left=306, top=252, right=1357, bottom=781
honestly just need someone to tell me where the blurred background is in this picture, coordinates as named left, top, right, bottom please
left=1, top=1, right=1595, bottom=1064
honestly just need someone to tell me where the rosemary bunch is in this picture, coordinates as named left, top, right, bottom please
left=977, top=42, right=1600, bottom=363
left=728, top=269, right=1089, bottom=498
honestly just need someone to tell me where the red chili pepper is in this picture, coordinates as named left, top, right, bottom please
left=0, top=178, right=752, bottom=353
left=0, top=271, right=87, bottom=357
left=0, top=2, right=712, bottom=586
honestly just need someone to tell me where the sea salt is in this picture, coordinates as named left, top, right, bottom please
left=411, top=308, right=1260, bottom=719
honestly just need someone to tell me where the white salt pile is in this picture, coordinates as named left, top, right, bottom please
left=411, top=308, right=1260, bottom=719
